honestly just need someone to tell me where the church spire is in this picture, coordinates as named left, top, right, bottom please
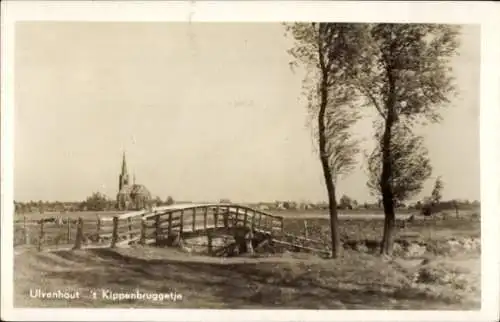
left=121, top=151, right=128, bottom=176
left=119, top=151, right=130, bottom=191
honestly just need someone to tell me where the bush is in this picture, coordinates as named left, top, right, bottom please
left=82, top=192, right=108, bottom=211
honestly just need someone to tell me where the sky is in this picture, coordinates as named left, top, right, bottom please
left=14, top=22, right=480, bottom=203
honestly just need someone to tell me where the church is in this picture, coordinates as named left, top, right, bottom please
left=116, top=152, right=152, bottom=210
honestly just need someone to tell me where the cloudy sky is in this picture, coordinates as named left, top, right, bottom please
left=14, top=22, right=480, bottom=203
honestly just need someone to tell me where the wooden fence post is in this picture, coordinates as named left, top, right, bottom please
left=179, top=210, right=184, bottom=235
left=203, top=207, right=208, bottom=230
left=192, top=208, right=196, bottom=232
left=73, top=217, right=84, bottom=250
left=66, top=217, right=71, bottom=243
left=155, top=214, right=161, bottom=244
left=140, top=218, right=146, bottom=245
left=251, top=211, right=256, bottom=231
left=303, top=220, right=308, bottom=238
left=37, top=220, right=44, bottom=251
left=127, top=217, right=133, bottom=240
left=167, top=212, right=172, bottom=237
left=223, top=207, right=229, bottom=228
left=243, top=209, right=248, bottom=228
left=111, top=216, right=119, bottom=248
left=23, top=216, right=30, bottom=245
left=96, top=215, right=101, bottom=242
left=213, top=207, right=219, bottom=228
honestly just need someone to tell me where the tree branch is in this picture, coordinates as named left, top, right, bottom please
left=358, top=82, right=385, bottom=118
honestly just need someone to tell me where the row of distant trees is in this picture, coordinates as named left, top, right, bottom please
left=14, top=193, right=176, bottom=213
left=14, top=191, right=479, bottom=214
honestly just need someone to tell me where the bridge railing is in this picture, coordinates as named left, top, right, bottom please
left=108, top=204, right=285, bottom=247
left=14, top=204, right=285, bottom=251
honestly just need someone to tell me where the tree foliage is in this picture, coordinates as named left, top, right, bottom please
left=82, top=192, right=108, bottom=211
left=153, top=196, right=163, bottom=206
left=286, top=23, right=366, bottom=181
left=287, top=23, right=460, bottom=256
left=338, top=194, right=354, bottom=209
left=431, top=176, right=444, bottom=204
left=366, top=123, right=432, bottom=203
left=357, top=24, right=460, bottom=125
left=355, top=24, right=460, bottom=255
left=165, top=196, right=175, bottom=205
left=285, top=23, right=369, bottom=258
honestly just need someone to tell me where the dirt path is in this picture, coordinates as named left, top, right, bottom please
left=14, top=246, right=480, bottom=310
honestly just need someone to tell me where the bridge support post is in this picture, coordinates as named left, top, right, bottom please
left=173, top=233, right=184, bottom=249
left=245, top=230, right=254, bottom=255
left=207, top=230, right=213, bottom=255
left=243, top=209, right=248, bottom=228
left=203, top=207, right=208, bottom=230
left=233, top=227, right=254, bottom=255
left=223, top=207, right=229, bottom=228
left=213, top=208, right=219, bottom=228
left=255, top=233, right=272, bottom=251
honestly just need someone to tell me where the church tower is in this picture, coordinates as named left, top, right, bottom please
left=119, top=151, right=130, bottom=191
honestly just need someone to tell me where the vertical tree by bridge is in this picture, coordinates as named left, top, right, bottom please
left=286, top=23, right=368, bottom=258
left=356, top=24, right=461, bottom=255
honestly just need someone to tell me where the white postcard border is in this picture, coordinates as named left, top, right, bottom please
left=1, top=1, right=499, bottom=321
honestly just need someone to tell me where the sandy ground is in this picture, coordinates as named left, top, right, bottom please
left=13, top=245, right=480, bottom=310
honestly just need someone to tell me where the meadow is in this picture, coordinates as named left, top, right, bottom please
left=13, top=206, right=480, bottom=309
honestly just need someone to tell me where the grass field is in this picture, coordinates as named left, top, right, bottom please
left=14, top=246, right=480, bottom=309
left=14, top=205, right=478, bottom=221
left=13, top=208, right=481, bottom=310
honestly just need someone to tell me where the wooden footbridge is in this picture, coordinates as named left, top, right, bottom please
left=15, top=203, right=331, bottom=256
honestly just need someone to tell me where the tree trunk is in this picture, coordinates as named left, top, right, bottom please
left=380, top=115, right=396, bottom=255
left=317, top=27, right=341, bottom=258
left=380, top=199, right=396, bottom=255
left=319, top=133, right=340, bottom=258
left=380, top=67, right=397, bottom=256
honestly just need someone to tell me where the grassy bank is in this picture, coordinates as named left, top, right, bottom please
left=14, top=246, right=480, bottom=309
left=13, top=210, right=481, bottom=309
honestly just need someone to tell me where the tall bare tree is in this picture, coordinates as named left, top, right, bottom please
left=356, top=24, right=461, bottom=255
left=286, top=23, right=367, bottom=257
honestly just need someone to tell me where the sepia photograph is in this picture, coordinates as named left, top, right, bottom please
left=1, top=1, right=499, bottom=322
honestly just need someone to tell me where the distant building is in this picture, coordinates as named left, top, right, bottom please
left=258, top=204, right=270, bottom=211
left=116, top=152, right=152, bottom=210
